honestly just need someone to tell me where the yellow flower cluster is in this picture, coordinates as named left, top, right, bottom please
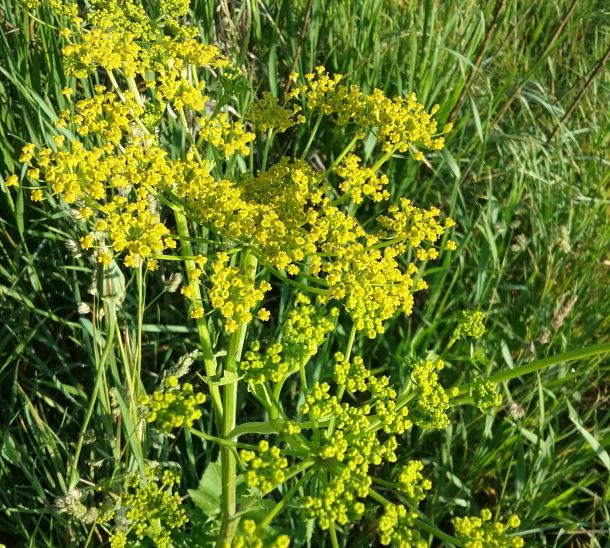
left=109, top=467, right=188, bottom=548
left=240, top=440, right=289, bottom=494
left=396, top=460, right=432, bottom=503
left=22, top=135, right=175, bottom=267
left=11, top=0, right=456, bottom=343
left=61, top=0, right=228, bottom=112
left=172, top=158, right=318, bottom=274
left=322, top=238, right=418, bottom=338
left=139, top=376, right=206, bottom=433
left=298, top=354, right=426, bottom=530
left=377, top=198, right=456, bottom=258
left=332, top=353, right=412, bottom=432
left=378, top=504, right=427, bottom=547
left=18, top=0, right=43, bottom=9
left=300, top=402, right=397, bottom=528
left=241, top=293, right=338, bottom=383
left=241, top=341, right=284, bottom=384
left=456, top=310, right=487, bottom=339
left=208, top=252, right=272, bottom=333
left=168, top=147, right=452, bottom=338
left=366, top=90, right=448, bottom=154
left=333, top=352, right=369, bottom=391
left=197, top=113, right=255, bottom=158
left=292, top=67, right=345, bottom=114
left=148, top=36, right=229, bottom=111
left=453, top=509, right=524, bottom=548
left=249, top=92, right=306, bottom=133
left=232, top=519, right=291, bottom=548
left=101, top=193, right=173, bottom=268
left=63, top=26, right=142, bottom=79
left=87, top=0, right=156, bottom=41
left=409, top=359, right=458, bottom=430
left=68, top=88, right=144, bottom=145
left=20, top=0, right=78, bottom=16
left=471, top=377, right=502, bottom=411
left=256, top=65, right=450, bottom=153
left=159, top=0, right=190, bottom=18
left=333, top=154, right=390, bottom=203
left=303, top=463, right=369, bottom=530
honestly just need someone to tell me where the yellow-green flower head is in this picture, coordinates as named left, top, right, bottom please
left=409, top=359, right=457, bottom=429
left=471, top=377, right=502, bottom=411
left=453, top=509, right=524, bottom=547
left=396, top=460, right=432, bottom=505
left=63, top=27, right=142, bottom=78
left=109, top=466, right=188, bottom=547
left=240, top=441, right=289, bottom=495
left=333, top=154, right=390, bottom=204
left=88, top=0, right=157, bottom=41
left=197, top=112, right=255, bottom=158
left=250, top=92, right=306, bottom=133
left=19, top=0, right=78, bottom=16
left=378, top=503, right=427, bottom=547
left=285, top=66, right=447, bottom=154
left=209, top=252, right=272, bottom=333
left=160, top=0, right=190, bottom=18
left=241, top=293, right=337, bottom=383
left=297, top=356, right=430, bottom=532
left=232, top=518, right=291, bottom=548
left=140, top=376, right=206, bottom=433
left=70, top=90, right=144, bottom=145
left=456, top=310, right=486, bottom=339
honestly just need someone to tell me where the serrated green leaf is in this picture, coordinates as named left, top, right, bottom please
left=189, top=460, right=222, bottom=517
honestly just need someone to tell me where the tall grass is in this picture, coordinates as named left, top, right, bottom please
left=1, top=0, right=609, bottom=545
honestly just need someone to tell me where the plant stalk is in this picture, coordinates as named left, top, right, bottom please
left=217, top=251, right=258, bottom=547
left=174, top=211, right=223, bottom=422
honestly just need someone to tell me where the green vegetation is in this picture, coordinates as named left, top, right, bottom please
left=1, top=0, right=608, bottom=546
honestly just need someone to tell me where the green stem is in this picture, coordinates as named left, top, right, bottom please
left=179, top=107, right=204, bottom=164
left=134, top=265, right=144, bottom=395
left=217, top=252, right=258, bottom=547
left=454, top=342, right=610, bottom=396
left=125, top=76, right=144, bottom=107
left=229, top=420, right=284, bottom=438
left=300, top=113, right=323, bottom=160
left=266, top=265, right=330, bottom=294
left=336, top=324, right=357, bottom=402
left=261, top=129, right=273, bottom=172
left=258, top=469, right=314, bottom=530
left=320, top=134, right=360, bottom=181
left=325, top=325, right=358, bottom=437
left=174, top=211, right=223, bottom=422
left=329, top=523, right=340, bottom=548
left=371, top=146, right=397, bottom=172
left=68, top=300, right=116, bottom=489
left=189, top=428, right=258, bottom=450
left=414, top=517, right=462, bottom=546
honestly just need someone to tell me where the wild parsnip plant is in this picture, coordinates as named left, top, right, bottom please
left=2, top=0, right=609, bottom=547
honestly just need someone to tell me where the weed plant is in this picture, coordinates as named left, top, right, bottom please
left=0, top=0, right=609, bottom=547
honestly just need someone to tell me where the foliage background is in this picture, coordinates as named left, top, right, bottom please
left=0, top=0, right=609, bottom=545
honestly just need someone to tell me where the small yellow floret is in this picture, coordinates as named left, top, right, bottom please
left=5, top=174, right=19, bottom=188
left=80, top=235, right=95, bottom=249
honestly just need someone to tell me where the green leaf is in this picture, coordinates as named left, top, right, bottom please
left=203, top=370, right=242, bottom=386
left=567, top=401, right=610, bottom=472
left=189, top=460, right=222, bottom=517
left=98, top=260, right=126, bottom=309
left=441, top=148, right=460, bottom=179
left=1, top=433, right=19, bottom=464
